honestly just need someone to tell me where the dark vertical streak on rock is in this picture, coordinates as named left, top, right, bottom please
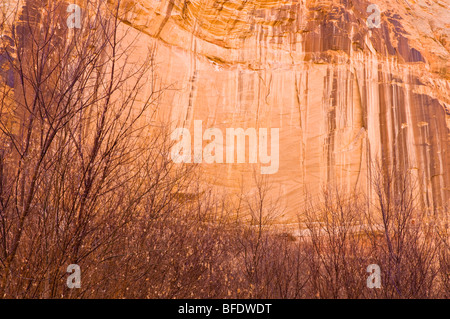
left=156, top=0, right=175, bottom=38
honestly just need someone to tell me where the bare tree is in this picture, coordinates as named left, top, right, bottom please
left=365, top=161, right=442, bottom=298
left=0, top=0, right=194, bottom=298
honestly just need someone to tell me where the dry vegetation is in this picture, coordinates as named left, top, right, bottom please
left=0, top=0, right=448, bottom=299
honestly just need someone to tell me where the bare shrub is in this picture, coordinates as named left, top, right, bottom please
left=364, top=162, right=443, bottom=298
left=300, top=187, right=369, bottom=298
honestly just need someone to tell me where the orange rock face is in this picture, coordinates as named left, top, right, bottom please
left=3, top=0, right=450, bottom=219
left=129, top=0, right=450, bottom=217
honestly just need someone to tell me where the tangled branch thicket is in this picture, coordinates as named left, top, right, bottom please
left=0, top=0, right=448, bottom=299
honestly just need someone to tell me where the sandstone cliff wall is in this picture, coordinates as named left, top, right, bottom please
left=121, top=0, right=449, bottom=218
left=3, top=0, right=450, bottom=219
